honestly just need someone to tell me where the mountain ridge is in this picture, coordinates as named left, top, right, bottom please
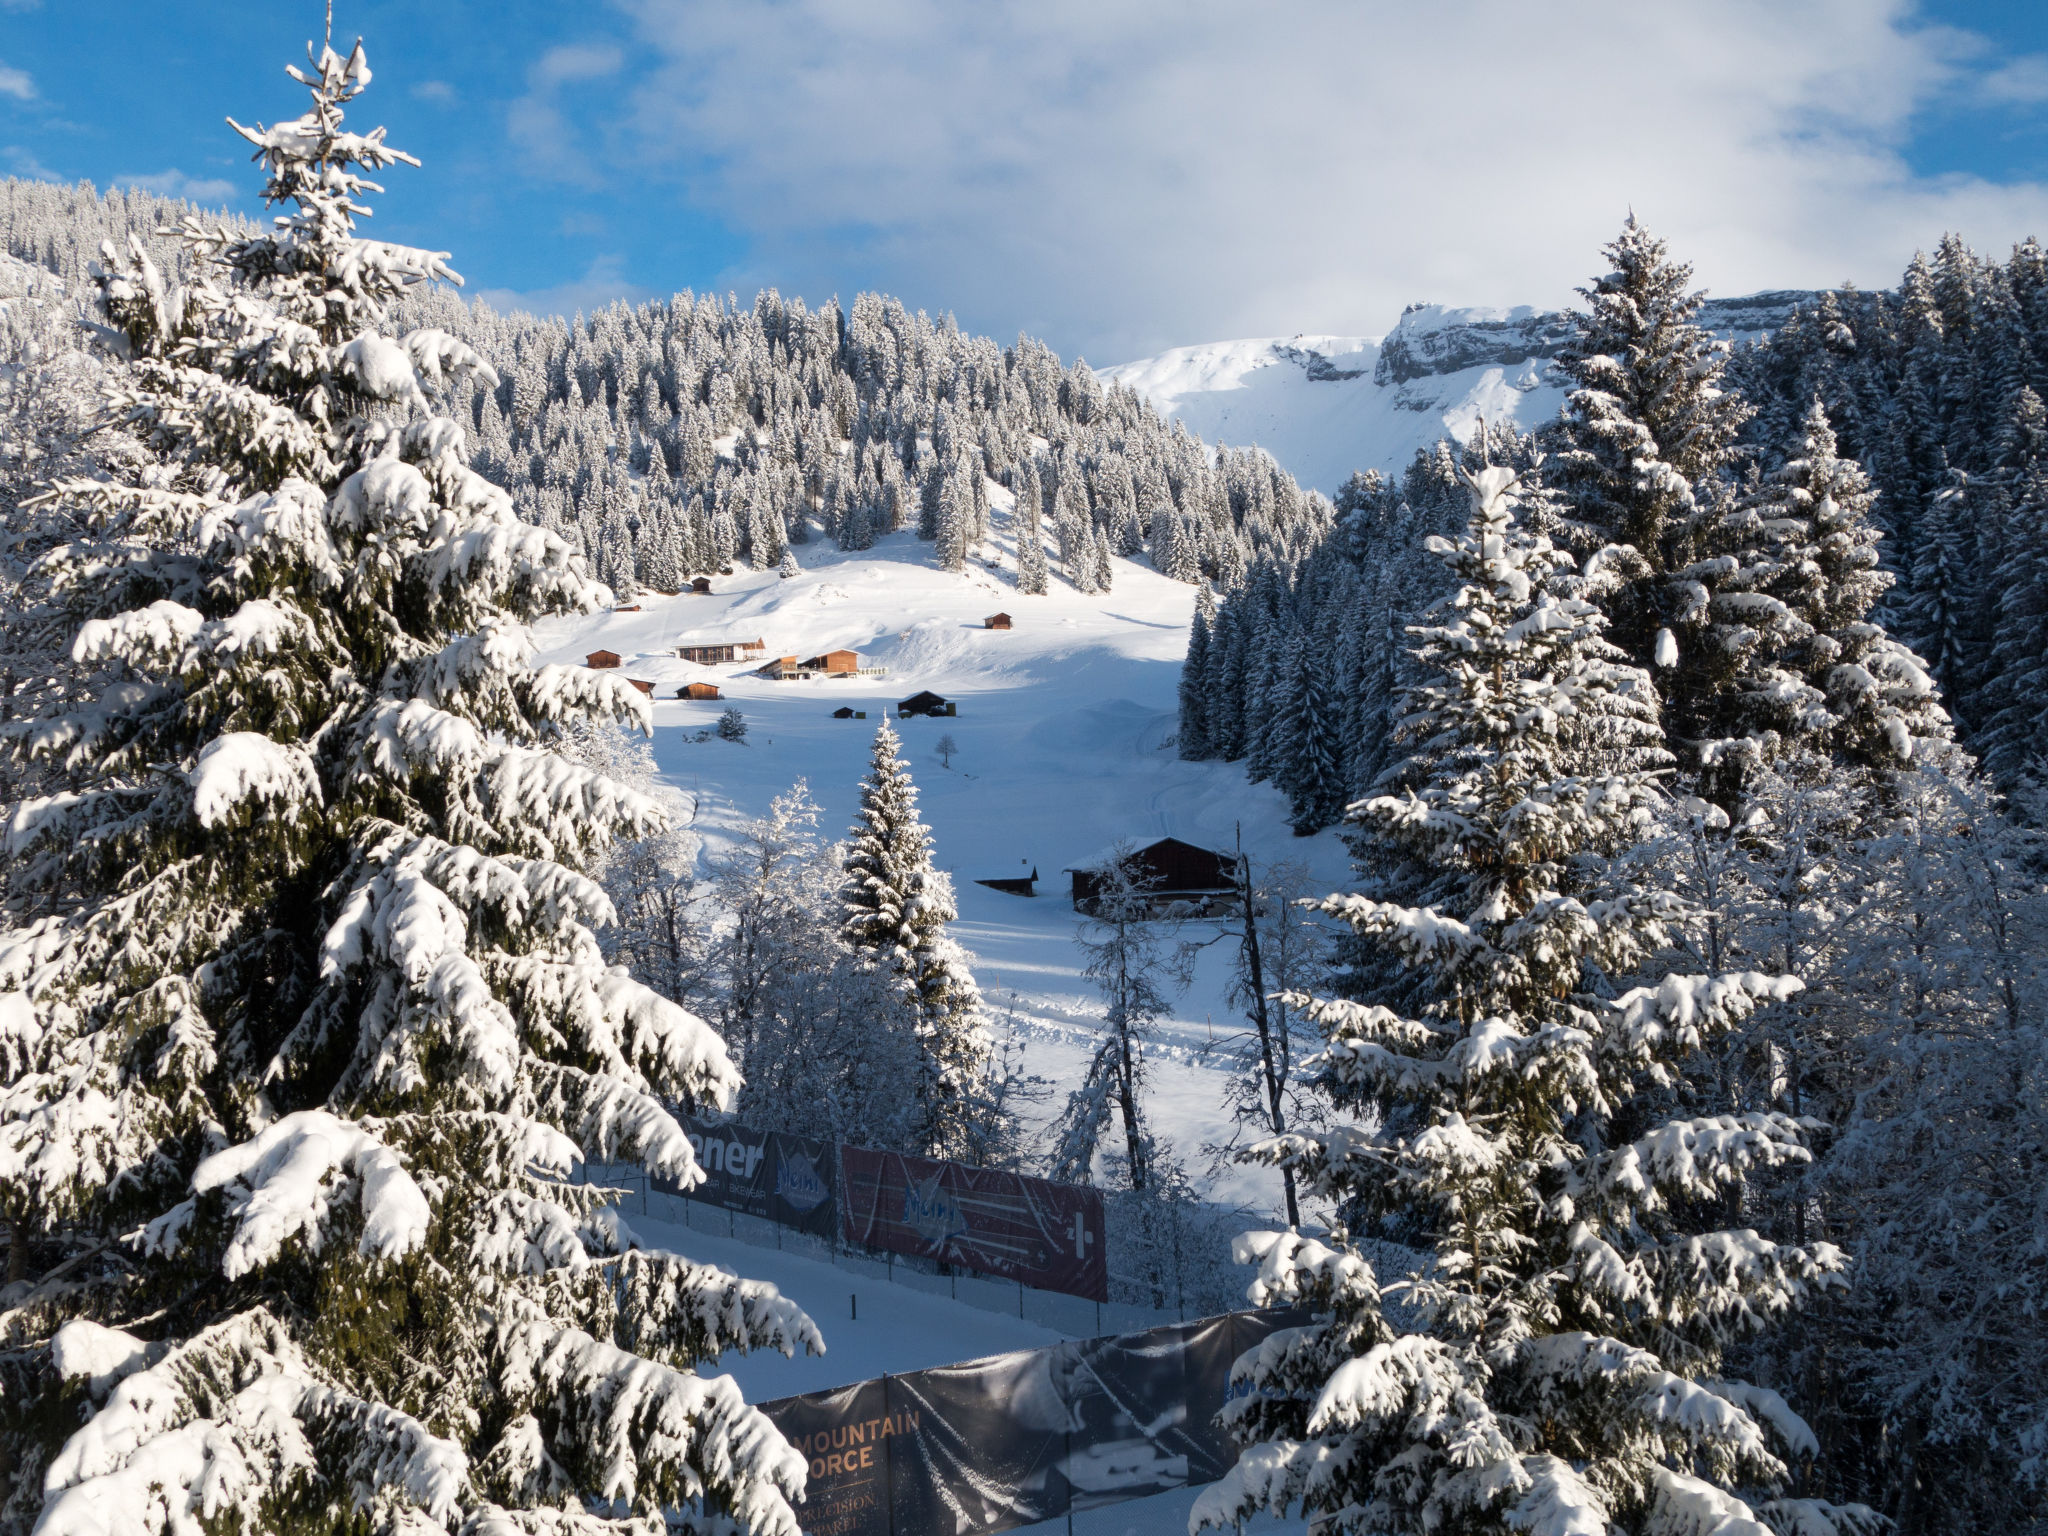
left=1103, top=290, right=1817, bottom=493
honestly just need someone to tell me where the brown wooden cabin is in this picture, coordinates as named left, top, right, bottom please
left=678, top=682, right=722, bottom=700
left=976, top=867, right=1038, bottom=897
left=898, top=690, right=954, bottom=718
left=586, top=650, right=621, bottom=669
left=802, top=649, right=862, bottom=675
left=985, top=612, right=1012, bottom=630
left=1067, top=838, right=1239, bottom=915
left=626, top=678, right=655, bottom=696
left=615, top=604, right=642, bottom=613
left=689, top=576, right=713, bottom=594
left=832, top=706, right=869, bottom=719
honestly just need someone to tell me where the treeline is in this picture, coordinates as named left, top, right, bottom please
left=1733, top=236, right=2048, bottom=789
left=2, top=175, right=1334, bottom=602
left=1186, top=221, right=2046, bottom=1534
left=1187, top=227, right=2048, bottom=820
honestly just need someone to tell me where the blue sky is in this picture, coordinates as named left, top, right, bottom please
left=4, top=1, right=2047, bottom=361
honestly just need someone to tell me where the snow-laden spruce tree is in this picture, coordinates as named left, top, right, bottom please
left=839, top=720, right=992, bottom=1159
left=1196, top=464, right=1872, bottom=1536
left=0, top=40, right=819, bottom=1536
left=1550, top=218, right=1755, bottom=766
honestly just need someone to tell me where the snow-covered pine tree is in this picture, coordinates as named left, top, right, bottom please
left=1013, top=458, right=1050, bottom=595
left=839, top=721, right=993, bottom=1160
left=1177, top=586, right=1216, bottom=760
left=1550, top=219, right=1754, bottom=761
left=1277, top=634, right=1345, bottom=835
left=1199, top=463, right=1867, bottom=1536
left=1769, top=402, right=1950, bottom=770
left=0, top=41, right=819, bottom=1536
left=934, top=464, right=967, bottom=572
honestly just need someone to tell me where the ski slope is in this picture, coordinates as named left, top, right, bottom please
left=532, top=513, right=1355, bottom=1219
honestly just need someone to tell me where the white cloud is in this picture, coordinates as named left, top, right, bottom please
left=573, top=0, right=2048, bottom=361
left=472, top=253, right=652, bottom=318
left=1982, top=55, right=2048, bottom=105
left=117, top=169, right=241, bottom=207
left=0, top=60, right=35, bottom=102
left=509, top=43, right=626, bottom=186
left=3, top=144, right=61, bottom=181
left=412, top=79, right=457, bottom=104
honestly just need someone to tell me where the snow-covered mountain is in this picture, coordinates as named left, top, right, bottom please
left=1103, top=292, right=1814, bottom=493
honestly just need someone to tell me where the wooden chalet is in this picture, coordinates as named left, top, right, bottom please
left=898, top=690, right=954, bottom=718
left=688, top=576, right=713, bottom=594
left=976, top=867, right=1038, bottom=897
left=985, top=612, right=1012, bottom=630
left=832, top=706, right=869, bottom=719
left=678, top=682, right=722, bottom=700
left=585, top=650, right=621, bottom=669
left=626, top=678, right=655, bottom=696
left=676, top=637, right=766, bottom=665
left=1066, top=838, right=1240, bottom=916
left=615, top=604, right=642, bottom=613
left=760, top=649, right=870, bottom=680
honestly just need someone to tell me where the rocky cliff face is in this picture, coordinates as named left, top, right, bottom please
left=1371, top=292, right=1815, bottom=387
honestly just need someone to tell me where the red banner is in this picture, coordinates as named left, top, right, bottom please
left=838, top=1147, right=1107, bottom=1302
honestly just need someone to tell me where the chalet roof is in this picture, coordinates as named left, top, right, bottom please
left=1063, top=836, right=1236, bottom=877
left=899, top=689, right=948, bottom=708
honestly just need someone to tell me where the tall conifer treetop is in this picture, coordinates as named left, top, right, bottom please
left=840, top=720, right=988, bottom=1160
left=1195, top=464, right=1869, bottom=1536
left=1552, top=218, right=1756, bottom=701
left=0, top=38, right=818, bottom=1536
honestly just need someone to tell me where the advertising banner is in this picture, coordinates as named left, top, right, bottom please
left=759, top=1310, right=1312, bottom=1536
left=838, top=1146, right=1108, bottom=1302
left=652, top=1114, right=838, bottom=1238
left=759, top=1379, right=897, bottom=1536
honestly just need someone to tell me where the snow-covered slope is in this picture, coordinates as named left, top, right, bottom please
left=534, top=506, right=1351, bottom=1220
left=1103, top=293, right=1814, bottom=493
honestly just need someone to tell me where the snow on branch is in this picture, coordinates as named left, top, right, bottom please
left=1233, top=1229, right=1380, bottom=1311
left=190, top=1109, right=432, bottom=1278
left=1608, top=972, right=1803, bottom=1062
left=189, top=731, right=324, bottom=829
left=72, top=599, right=204, bottom=667
left=1587, top=1113, right=1815, bottom=1208
left=41, top=1308, right=468, bottom=1536
left=495, top=1309, right=806, bottom=1535
left=606, top=1248, right=824, bottom=1367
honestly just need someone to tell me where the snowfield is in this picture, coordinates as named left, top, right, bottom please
left=533, top=515, right=1355, bottom=1217
left=1102, top=294, right=1811, bottom=493
left=1100, top=319, right=1566, bottom=493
